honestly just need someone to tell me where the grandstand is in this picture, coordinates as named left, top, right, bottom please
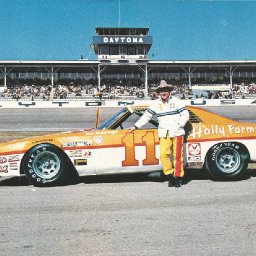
left=1, top=27, right=256, bottom=100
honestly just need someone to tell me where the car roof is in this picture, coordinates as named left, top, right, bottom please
left=128, top=105, right=238, bottom=125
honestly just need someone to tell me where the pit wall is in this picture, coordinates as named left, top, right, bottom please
left=0, top=98, right=255, bottom=108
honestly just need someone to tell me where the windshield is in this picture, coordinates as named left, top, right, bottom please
left=97, top=107, right=158, bottom=130
left=97, top=108, right=130, bottom=129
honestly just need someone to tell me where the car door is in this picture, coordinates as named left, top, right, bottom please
left=94, top=128, right=161, bottom=175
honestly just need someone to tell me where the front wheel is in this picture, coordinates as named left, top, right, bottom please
left=23, top=144, right=69, bottom=186
left=206, top=142, right=249, bottom=180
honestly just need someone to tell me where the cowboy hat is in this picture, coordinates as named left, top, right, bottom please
left=155, top=80, right=173, bottom=93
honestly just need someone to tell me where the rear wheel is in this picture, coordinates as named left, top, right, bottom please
left=23, top=144, right=70, bottom=186
left=206, top=142, right=249, bottom=180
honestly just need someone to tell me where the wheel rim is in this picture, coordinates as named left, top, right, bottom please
left=215, top=147, right=240, bottom=174
left=32, top=150, right=61, bottom=179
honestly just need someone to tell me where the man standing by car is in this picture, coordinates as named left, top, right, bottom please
left=130, top=80, right=190, bottom=187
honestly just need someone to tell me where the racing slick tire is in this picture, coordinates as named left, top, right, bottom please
left=206, top=142, right=249, bottom=180
left=22, top=143, right=72, bottom=186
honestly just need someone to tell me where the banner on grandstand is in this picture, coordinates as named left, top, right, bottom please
left=220, top=100, right=236, bottom=105
left=192, top=85, right=231, bottom=91
left=0, top=99, right=255, bottom=108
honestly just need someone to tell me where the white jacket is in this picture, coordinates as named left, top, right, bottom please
left=134, top=96, right=190, bottom=138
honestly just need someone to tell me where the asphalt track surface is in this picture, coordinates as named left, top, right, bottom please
left=0, top=105, right=256, bottom=256
left=0, top=105, right=255, bottom=132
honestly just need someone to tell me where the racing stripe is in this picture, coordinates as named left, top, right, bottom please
left=147, top=108, right=155, bottom=115
left=174, top=136, right=184, bottom=177
left=178, top=107, right=186, bottom=113
left=156, top=110, right=180, bottom=117
left=156, top=106, right=186, bottom=117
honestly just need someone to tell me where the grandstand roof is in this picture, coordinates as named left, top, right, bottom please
left=0, top=60, right=98, bottom=64
left=150, top=60, right=256, bottom=65
left=1, top=59, right=256, bottom=71
left=1, top=59, right=256, bottom=64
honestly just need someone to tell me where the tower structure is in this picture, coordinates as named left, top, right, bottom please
left=93, top=27, right=152, bottom=62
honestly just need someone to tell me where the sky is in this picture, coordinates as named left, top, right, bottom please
left=1, top=0, right=256, bottom=61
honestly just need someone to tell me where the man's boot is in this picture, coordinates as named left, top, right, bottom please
left=174, top=177, right=182, bottom=188
left=168, top=175, right=175, bottom=187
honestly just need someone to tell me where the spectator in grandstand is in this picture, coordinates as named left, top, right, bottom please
left=129, top=80, right=190, bottom=188
left=98, top=88, right=103, bottom=100
left=136, top=89, right=144, bottom=99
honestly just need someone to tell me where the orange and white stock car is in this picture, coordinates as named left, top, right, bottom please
left=0, top=106, right=255, bottom=186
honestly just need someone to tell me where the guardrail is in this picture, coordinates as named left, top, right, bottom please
left=0, top=99, right=255, bottom=108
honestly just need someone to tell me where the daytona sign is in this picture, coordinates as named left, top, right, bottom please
left=103, top=36, right=144, bottom=44
left=93, top=36, right=152, bottom=45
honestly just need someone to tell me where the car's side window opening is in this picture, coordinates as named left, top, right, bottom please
left=116, top=111, right=158, bottom=130
left=98, top=107, right=204, bottom=130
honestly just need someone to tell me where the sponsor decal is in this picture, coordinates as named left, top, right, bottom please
left=93, top=136, right=103, bottom=145
left=32, top=139, right=53, bottom=144
left=83, top=150, right=92, bottom=158
left=186, top=162, right=203, bottom=168
left=188, top=156, right=201, bottom=161
left=85, top=130, right=118, bottom=136
left=76, top=141, right=92, bottom=146
left=8, top=155, right=21, bottom=162
left=74, top=159, right=87, bottom=166
left=188, top=143, right=201, bottom=156
left=62, top=140, right=92, bottom=147
left=85, top=132, right=95, bottom=136
left=0, top=157, right=7, bottom=164
left=101, top=130, right=118, bottom=135
left=187, top=143, right=202, bottom=161
left=190, top=124, right=256, bottom=139
left=66, top=149, right=92, bottom=158
left=9, top=163, right=18, bottom=171
left=67, top=150, right=83, bottom=158
left=67, top=149, right=92, bottom=158
left=0, top=165, right=8, bottom=173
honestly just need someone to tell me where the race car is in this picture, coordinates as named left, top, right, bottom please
left=0, top=105, right=255, bottom=186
